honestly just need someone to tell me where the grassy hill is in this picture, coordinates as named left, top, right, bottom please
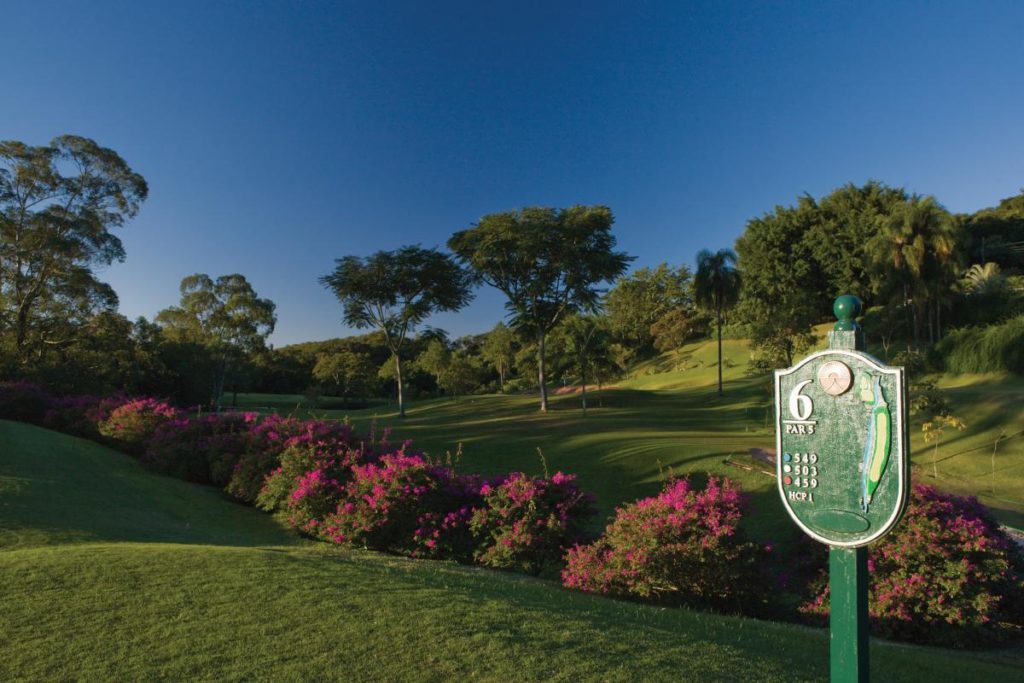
left=238, top=336, right=1024, bottom=533
left=2, top=420, right=1021, bottom=681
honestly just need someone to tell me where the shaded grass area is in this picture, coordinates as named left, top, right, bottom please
left=0, top=421, right=296, bottom=551
left=1, top=421, right=1021, bottom=681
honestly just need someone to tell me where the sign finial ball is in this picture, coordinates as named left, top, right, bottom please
left=833, top=294, right=862, bottom=331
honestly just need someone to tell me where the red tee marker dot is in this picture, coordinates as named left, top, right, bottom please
left=783, top=476, right=792, bottom=485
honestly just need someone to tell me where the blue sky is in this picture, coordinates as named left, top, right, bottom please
left=3, top=1, right=1023, bottom=345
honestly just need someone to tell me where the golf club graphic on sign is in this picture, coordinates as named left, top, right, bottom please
left=774, top=299, right=908, bottom=548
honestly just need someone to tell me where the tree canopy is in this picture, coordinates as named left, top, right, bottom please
left=449, top=205, right=631, bottom=411
left=320, top=245, right=473, bottom=417
left=156, top=273, right=276, bottom=405
left=694, top=249, right=741, bottom=395
left=604, top=263, right=694, bottom=350
left=0, top=135, right=148, bottom=362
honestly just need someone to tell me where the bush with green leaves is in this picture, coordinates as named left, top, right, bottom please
left=98, top=398, right=183, bottom=455
left=936, top=314, right=1024, bottom=374
left=801, top=484, right=1024, bottom=647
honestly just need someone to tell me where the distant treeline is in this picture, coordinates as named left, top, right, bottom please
left=2, top=133, right=1022, bottom=406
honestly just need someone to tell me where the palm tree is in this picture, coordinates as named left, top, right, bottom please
left=694, top=249, right=741, bottom=396
left=961, top=262, right=1005, bottom=296
left=869, top=196, right=958, bottom=345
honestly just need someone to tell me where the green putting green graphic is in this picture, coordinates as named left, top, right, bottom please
left=859, top=375, right=892, bottom=514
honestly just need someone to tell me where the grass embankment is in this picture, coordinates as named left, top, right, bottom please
left=238, top=336, right=1024, bottom=532
left=2, top=420, right=1020, bottom=681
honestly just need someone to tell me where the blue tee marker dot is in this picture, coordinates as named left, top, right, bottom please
left=783, top=453, right=792, bottom=462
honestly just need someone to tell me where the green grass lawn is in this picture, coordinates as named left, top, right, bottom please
left=237, top=336, right=1024, bottom=534
left=2, top=420, right=1021, bottom=681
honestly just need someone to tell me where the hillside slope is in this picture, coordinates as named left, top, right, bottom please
left=1, top=420, right=1021, bottom=681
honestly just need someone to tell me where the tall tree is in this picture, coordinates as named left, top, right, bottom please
left=734, top=199, right=828, bottom=369
left=449, top=205, right=631, bottom=412
left=805, top=181, right=910, bottom=301
left=320, top=246, right=473, bottom=418
left=156, top=273, right=276, bottom=407
left=694, top=249, right=741, bottom=396
left=868, top=196, right=959, bottom=345
left=415, top=338, right=452, bottom=392
left=558, top=314, right=610, bottom=415
left=480, top=322, right=515, bottom=392
left=0, top=135, right=148, bottom=363
left=604, top=263, right=694, bottom=351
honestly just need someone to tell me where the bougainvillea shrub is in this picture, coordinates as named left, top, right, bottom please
left=144, top=417, right=214, bottom=482
left=257, top=442, right=365, bottom=538
left=800, top=484, right=1024, bottom=647
left=562, top=477, right=767, bottom=613
left=409, top=470, right=486, bottom=563
left=320, top=452, right=461, bottom=553
left=0, top=381, right=54, bottom=424
left=471, top=471, right=595, bottom=575
left=223, top=416, right=355, bottom=503
left=97, top=398, right=183, bottom=455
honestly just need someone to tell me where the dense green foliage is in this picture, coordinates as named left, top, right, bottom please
left=0, top=135, right=147, bottom=367
left=156, top=273, right=277, bottom=406
left=936, top=315, right=1024, bottom=374
left=449, top=205, right=632, bottom=411
left=320, top=246, right=474, bottom=416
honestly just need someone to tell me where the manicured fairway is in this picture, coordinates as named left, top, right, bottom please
left=239, top=337, right=1024, bottom=533
left=2, top=420, right=1022, bottom=681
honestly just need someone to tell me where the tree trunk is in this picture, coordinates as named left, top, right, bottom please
left=538, top=331, right=549, bottom=412
left=903, top=284, right=913, bottom=351
left=581, top=363, right=588, bottom=416
left=716, top=304, right=723, bottom=396
left=395, top=354, right=406, bottom=418
left=499, top=362, right=505, bottom=393
left=213, top=360, right=227, bottom=411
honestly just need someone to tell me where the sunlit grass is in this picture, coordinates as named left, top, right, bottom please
left=2, top=420, right=1020, bottom=681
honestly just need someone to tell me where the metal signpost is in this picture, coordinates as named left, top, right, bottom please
left=774, top=295, right=909, bottom=683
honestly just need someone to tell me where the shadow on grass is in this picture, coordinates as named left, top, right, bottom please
left=0, top=421, right=298, bottom=551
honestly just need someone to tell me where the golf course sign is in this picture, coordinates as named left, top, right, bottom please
left=774, top=296, right=909, bottom=548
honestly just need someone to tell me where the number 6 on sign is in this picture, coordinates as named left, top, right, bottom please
left=788, top=380, right=814, bottom=421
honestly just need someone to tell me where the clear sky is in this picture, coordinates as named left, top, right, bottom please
left=3, top=1, right=1023, bottom=346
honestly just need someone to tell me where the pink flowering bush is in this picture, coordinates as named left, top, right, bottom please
left=471, top=471, right=595, bottom=575
left=98, top=398, right=183, bottom=454
left=800, top=484, right=1024, bottom=647
left=223, top=415, right=354, bottom=503
left=562, top=477, right=767, bottom=613
left=257, top=442, right=364, bottom=538
left=320, top=451, right=459, bottom=552
left=44, top=394, right=108, bottom=439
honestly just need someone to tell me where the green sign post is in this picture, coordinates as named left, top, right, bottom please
left=774, top=295, right=909, bottom=682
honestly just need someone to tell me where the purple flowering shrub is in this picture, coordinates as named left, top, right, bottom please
left=43, top=394, right=121, bottom=439
left=801, top=484, right=1024, bottom=646
left=0, top=381, right=55, bottom=424
left=257, top=442, right=364, bottom=538
left=562, top=477, right=767, bottom=613
left=223, top=416, right=354, bottom=503
left=471, top=471, right=595, bottom=575
left=320, top=451, right=456, bottom=552
left=98, top=398, right=183, bottom=454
